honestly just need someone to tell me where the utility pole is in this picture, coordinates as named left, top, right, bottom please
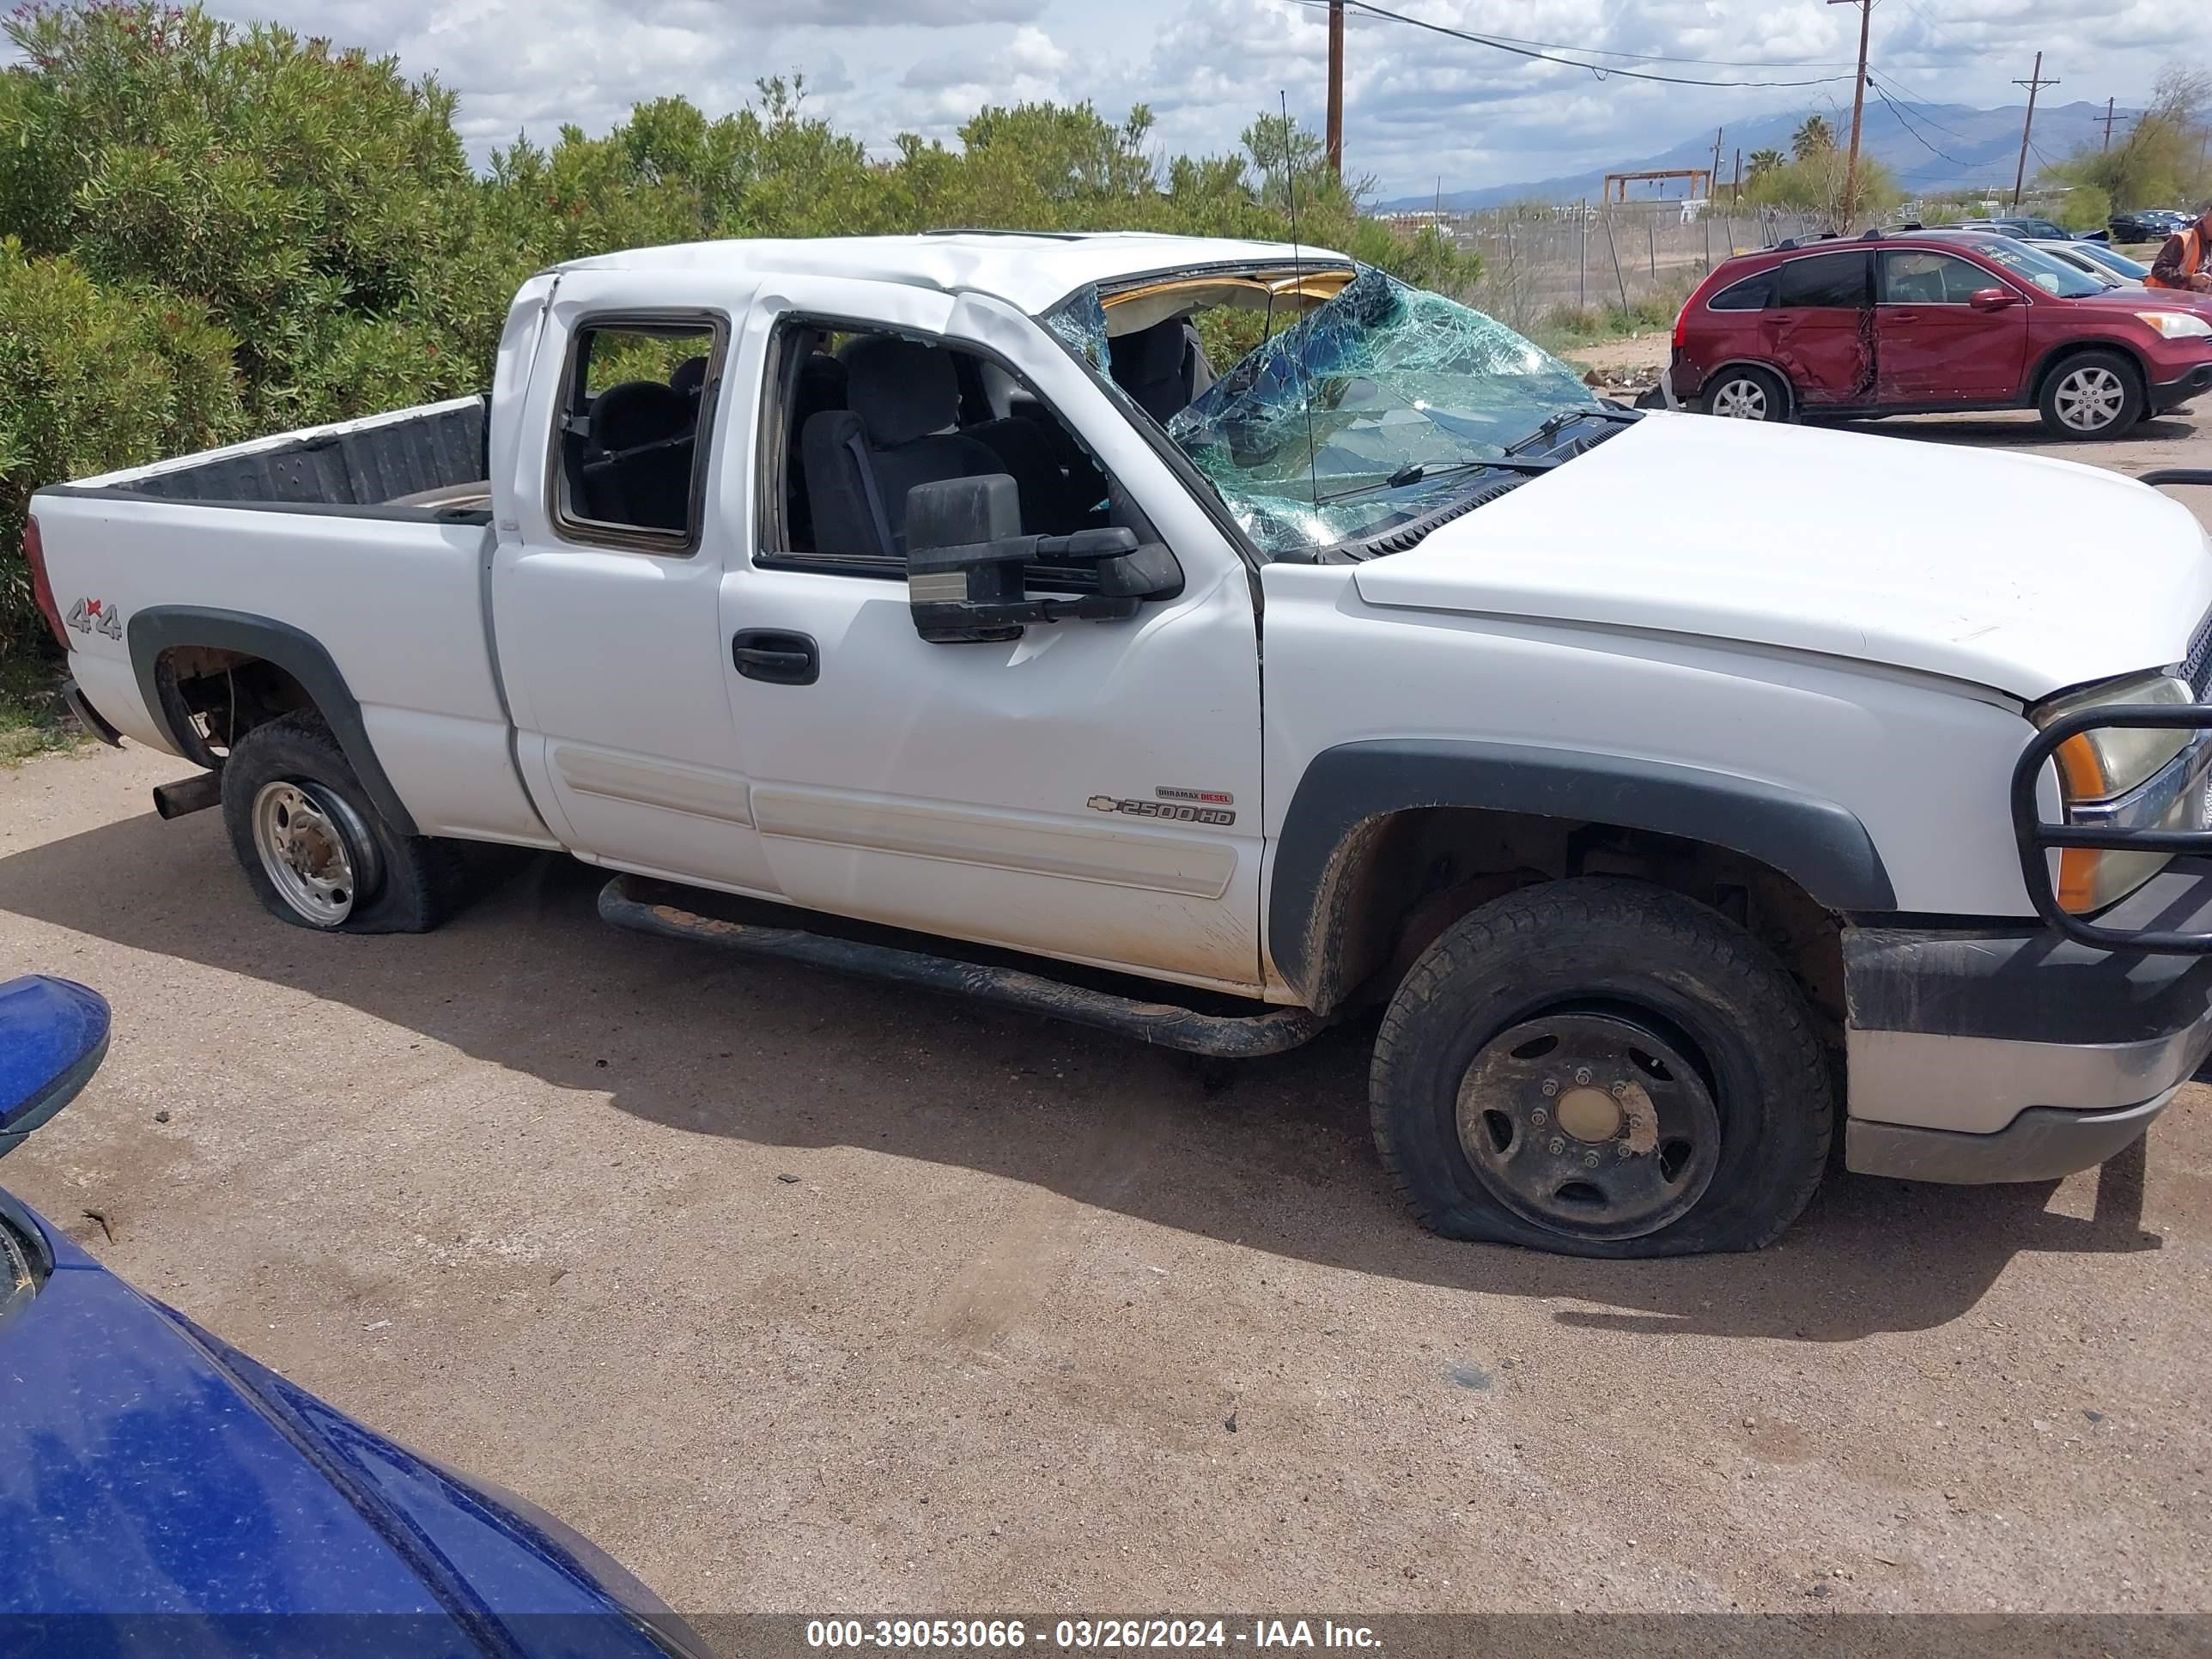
left=1325, top=0, right=1345, bottom=179
left=1710, top=126, right=1723, bottom=201
left=2096, top=96, right=2129, bottom=151
left=1826, top=0, right=1871, bottom=227
left=2012, top=52, right=2058, bottom=208
left=1732, top=147, right=1742, bottom=206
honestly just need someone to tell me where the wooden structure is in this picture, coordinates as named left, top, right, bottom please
left=1600, top=167, right=1712, bottom=204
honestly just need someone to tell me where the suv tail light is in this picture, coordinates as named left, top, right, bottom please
left=21, top=516, right=68, bottom=651
left=1673, top=303, right=1689, bottom=352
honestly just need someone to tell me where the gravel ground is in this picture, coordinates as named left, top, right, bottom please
left=3, top=411, right=2209, bottom=1621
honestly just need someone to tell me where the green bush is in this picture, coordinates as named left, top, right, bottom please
left=0, top=238, right=241, bottom=650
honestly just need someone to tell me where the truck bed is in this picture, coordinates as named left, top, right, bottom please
left=47, top=397, right=491, bottom=520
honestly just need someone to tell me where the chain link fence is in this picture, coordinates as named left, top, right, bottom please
left=1417, top=201, right=1831, bottom=334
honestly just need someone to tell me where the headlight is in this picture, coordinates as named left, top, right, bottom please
left=0, top=1215, right=37, bottom=1329
left=2137, top=310, right=2212, bottom=340
left=2033, top=671, right=2207, bottom=912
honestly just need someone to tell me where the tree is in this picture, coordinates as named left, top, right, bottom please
left=1742, top=149, right=1901, bottom=227
left=2040, top=67, right=2212, bottom=213
left=0, top=2, right=1487, bottom=656
left=1747, top=149, right=1784, bottom=181
left=1791, top=115, right=1836, bottom=161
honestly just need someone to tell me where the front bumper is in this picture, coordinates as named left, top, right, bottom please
left=1841, top=861, right=2212, bottom=1182
left=2149, top=361, right=2212, bottom=411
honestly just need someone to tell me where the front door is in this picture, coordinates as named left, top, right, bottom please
left=716, top=283, right=1267, bottom=994
left=490, top=268, right=780, bottom=896
left=1763, top=249, right=1874, bottom=407
left=1875, top=250, right=2028, bottom=402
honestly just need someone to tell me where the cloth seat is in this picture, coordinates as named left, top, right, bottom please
left=802, top=337, right=1006, bottom=558
left=1109, top=318, right=1212, bottom=424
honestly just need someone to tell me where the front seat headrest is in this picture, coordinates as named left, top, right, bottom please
left=670, top=356, right=709, bottom=398
left=841, top=336, right=960, bottom=447
left=592, top=380, right=690, bottom=453
left=1109, top=317, right=1192, bottom=386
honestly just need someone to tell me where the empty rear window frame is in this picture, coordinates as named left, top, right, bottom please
left=547, top=309, right=728, bottom=558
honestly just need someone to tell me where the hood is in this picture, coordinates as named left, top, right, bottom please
left=0, top=1202, right=691, bottom=1656
left=1350, top=412, right=2212, bottom=698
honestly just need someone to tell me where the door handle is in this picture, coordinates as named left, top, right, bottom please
left=732, top=629, right=819, bottom=685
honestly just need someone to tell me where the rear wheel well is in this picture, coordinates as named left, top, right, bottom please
left=155, top=647, right=319, bottom=768
left=1297, top=806, right=1844, bottom=1045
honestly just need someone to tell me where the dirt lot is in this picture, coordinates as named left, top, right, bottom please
left=3, top=413, right=2211, bottom=1620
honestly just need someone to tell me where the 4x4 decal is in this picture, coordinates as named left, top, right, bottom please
left=66, top=598, right=122, bottom=641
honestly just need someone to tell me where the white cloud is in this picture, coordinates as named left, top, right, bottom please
left=12, top=0, right=2209, bottom=195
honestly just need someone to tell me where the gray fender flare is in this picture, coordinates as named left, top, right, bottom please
left=126, top=605, right=418, bottom=837
left=1266, top=739, right=1895, bottom=1005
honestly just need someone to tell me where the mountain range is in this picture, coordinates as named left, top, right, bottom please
left=1374, top=98, right=2136, bottom=211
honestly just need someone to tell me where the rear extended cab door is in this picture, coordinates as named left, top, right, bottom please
left=488, top=266, right=780, bottom=895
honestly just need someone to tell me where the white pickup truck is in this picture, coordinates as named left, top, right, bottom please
left=29, top=231, right=2212, bottom=1258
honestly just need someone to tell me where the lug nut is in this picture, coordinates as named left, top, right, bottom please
left=1615, top=1141, right=1635, bottom=1158
left=1610, top=1080, right=1629, bottom=1097
left=1574, top=1066, right=1593, bottom=1085
left=1583, top=1152, right=1600, bottom=1169
left=1539, top=1079, right=1559, bottom=1097
left=1547, top=1137, right=1565, bottom=1156
left=1530, top=1108, right=1548, bottom=1127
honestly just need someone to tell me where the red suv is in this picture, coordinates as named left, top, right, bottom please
left=1667, top=228, right=2212, bottom=437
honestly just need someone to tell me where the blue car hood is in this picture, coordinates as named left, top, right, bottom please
left=0, top=1195, right=700, bottom=1658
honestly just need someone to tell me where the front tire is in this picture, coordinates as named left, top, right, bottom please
left=1699, top=365, right=1789, bottom=421
left=221, top=712, right=467, bottom=933
left=2039, top=350, right=2143, bottom=438
left=1369, top=878, right=1833, bottom=1258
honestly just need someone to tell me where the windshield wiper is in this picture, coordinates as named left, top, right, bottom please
left=1315, top=453, right=1556, bottom=505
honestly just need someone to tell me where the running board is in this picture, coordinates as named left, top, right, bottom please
left=597, top=875, right=1325, bottom=1059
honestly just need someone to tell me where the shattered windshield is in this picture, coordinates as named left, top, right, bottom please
left=1048, top=266, right=1601, bottom=556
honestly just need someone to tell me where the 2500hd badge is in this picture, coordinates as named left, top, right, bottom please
left=1086, top=788, right=1236, bottom=827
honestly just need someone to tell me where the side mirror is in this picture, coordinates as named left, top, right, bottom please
left=0, top=976, right=111, bottom=1159
left=1969, top=287, right=2021, bottom=312
left=904, top=475, right=1182, bottom=646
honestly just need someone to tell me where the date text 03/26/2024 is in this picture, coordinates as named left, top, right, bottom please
left=805, top=1620, right=1380, bottom=1650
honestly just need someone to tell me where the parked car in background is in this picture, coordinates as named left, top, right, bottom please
left=2111, top=208, right=2191, bottom=244
left=2024, top=238, right=2145, bottom=289
left=0, top=975, right=705, bottom=1659
left=2045, top=240, right=2155, bottom=283
left=1939, top=215, right=2075, bottom=240
left=1668, top=228, right=2212, bottom=435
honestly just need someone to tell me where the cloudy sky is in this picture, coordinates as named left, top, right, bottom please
left=124, top=1, right=2212, bottom=197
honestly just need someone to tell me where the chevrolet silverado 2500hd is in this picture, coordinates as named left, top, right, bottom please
left=29, top=232, right=2212, bottom=1257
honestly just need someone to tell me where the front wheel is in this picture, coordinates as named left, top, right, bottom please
left=220, top=712, right=469, bottom=933
left=2039, top=350, right=2144, bottom=438
left=1699, top=365, right=1789, bottom=421
left=1368, top=878, right=1833, bottom=1258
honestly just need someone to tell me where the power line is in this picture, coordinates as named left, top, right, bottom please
left=1863, top=72, right=1978, bottom=140
left=1865, top=77, right=1978, bottom=168
left=1892, top=0, right=1960, bottom=47
left=1306, top=0, right=1860, bottom=89
left=1283, top=0, right=1857, bottom=69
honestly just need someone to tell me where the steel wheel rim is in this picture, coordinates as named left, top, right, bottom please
left=251, top=781, right=375, bottom=927
left=1455, top=1011, right=1722, bottom=1241
left=1711, top=378, right=1769, bottom=419
left=2055, top=366, right=2124, bottom=432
